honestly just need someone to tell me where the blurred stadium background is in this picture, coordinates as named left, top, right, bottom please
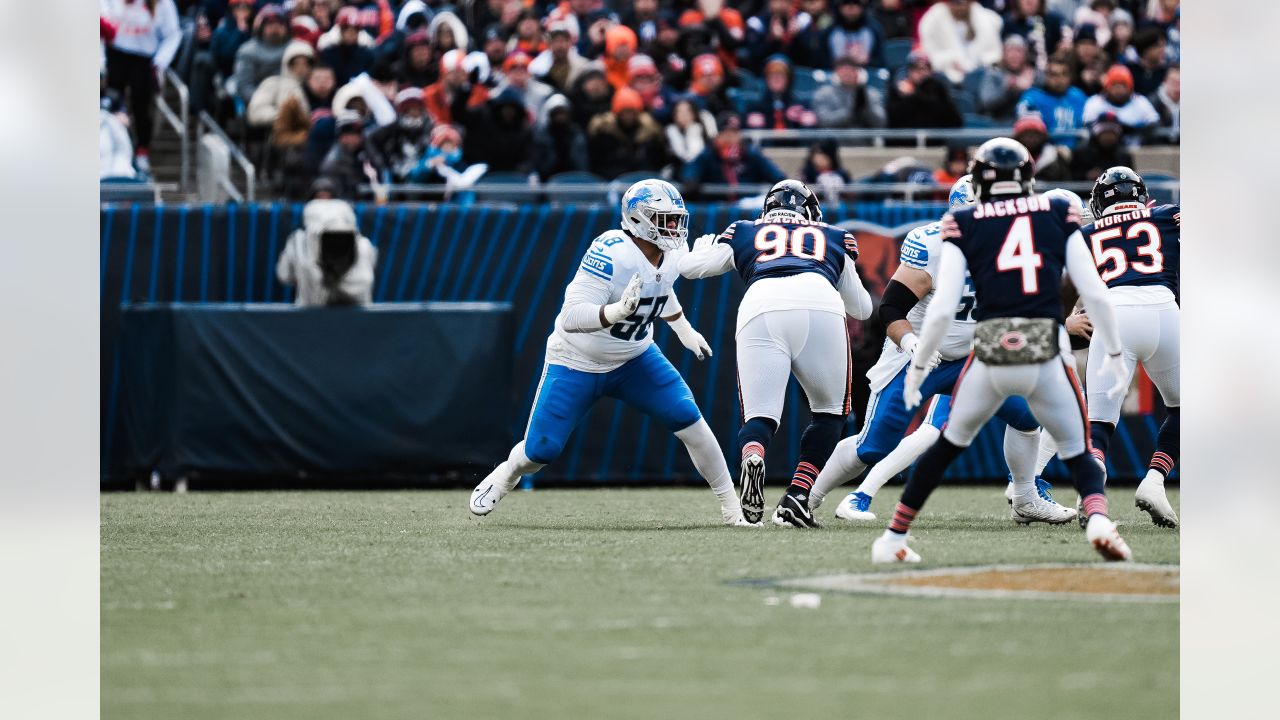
left=99, top=0, right=1180, bottom=490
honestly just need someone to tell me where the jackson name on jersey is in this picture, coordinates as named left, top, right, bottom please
left=547, top=229, right=686, bottom=373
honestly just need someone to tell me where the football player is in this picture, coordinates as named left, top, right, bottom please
left=874, top=138, right=1131, bottom=564
left=1079, top=167, right=1181, bottom=527
left=677, top=180, right=874, bottom=528
left=469, top=179, right=753, bottom=526
left=811, top=177, right=1076, bottom=527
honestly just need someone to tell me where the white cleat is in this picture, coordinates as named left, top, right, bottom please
left=1004, top=482, right=1014, bottom=505
left=469, top=467, right=518, bottom=516
left=722, top=503, right=761, bottom=527
left=834, top=491, right=876, bottom=521
left=1085, top=514, right=1133, bottom=562
left=1011, top=494, right=1078, bottom=525
left=1134, top=478, right=1178, bottom=528
left=871, top=532, right=922, bottom=564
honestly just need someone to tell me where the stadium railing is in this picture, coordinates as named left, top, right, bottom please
left=155, top=68, right=190, bottom=193
left=742, top=126, right=1179, bottom=148
left=197, top=111, right=256, bottom=202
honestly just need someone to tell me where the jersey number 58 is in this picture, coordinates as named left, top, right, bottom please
left=610, top=296, right=667, bottom=341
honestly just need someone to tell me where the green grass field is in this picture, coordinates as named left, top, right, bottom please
left=102, top=486, right=1178, bottom=719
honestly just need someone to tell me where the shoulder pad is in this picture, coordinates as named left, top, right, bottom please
left=581, top=231, right=630, bottom=281
left=899, top=223, right=938, bottom=269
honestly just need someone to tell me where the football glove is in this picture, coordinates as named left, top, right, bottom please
left=1098, top=352, right=1129, bottom=402
left=900, top=333, right=942, bottom=371
left=667, top=315, right=712, bottom=361
left=603, top=273, right=643, bottom=325
left=903, top=361, right=930, bottom=411
left=692, top=233, right=717, bottom=252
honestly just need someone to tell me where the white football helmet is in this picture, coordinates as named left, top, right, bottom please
left=620, top=179, right=689, bottom=252
left=1043, top=187, right=1093, bottom=224
left=948, top=174, right=975, bottom=209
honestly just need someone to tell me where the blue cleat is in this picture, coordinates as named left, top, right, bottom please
left=834, top=491, right=876, bottom=521
left=1005, top=475, right=1058, bottom=505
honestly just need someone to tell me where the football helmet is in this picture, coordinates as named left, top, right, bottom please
left=969, top=138, right=1035, bottom=201
left=762, top=179, right=823, bottom=222
left=620, top=179, right=689, bottom=251
left=1043, top=188, right=1093, bottom=224
left=1089, top=166, right=1149, bottom=219
left=948, top=174, right=975, bottom=209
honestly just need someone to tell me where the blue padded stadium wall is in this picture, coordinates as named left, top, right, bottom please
left=100, top=202, right=1164, bottom=485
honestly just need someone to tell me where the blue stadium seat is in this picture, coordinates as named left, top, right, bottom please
left=951, top=89, right=977, bottom=115
left=547, top=171, right=608, bottom=204
left=963, top=112, right=1000, bottom=128
left=882, top=38, right=915, bottom=71
left=791, top=67, right=821, bottom=106
left=866, top=67, right=890, bottom=95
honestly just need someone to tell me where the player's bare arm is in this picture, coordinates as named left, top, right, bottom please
left=880, top=264, right=934, bottom=348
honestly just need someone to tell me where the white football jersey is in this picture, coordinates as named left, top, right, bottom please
left=546, top=230, right=685, bottom=373
left=866, top=221, right=979, bottom=392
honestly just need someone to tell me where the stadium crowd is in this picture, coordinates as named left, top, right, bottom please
left=99, top=0, right=1180, bottom=199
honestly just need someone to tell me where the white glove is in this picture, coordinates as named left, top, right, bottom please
left=668, top=315, right=712, bottom=360
left=1098, top=352, right=1129, bottom=402
left=693, top=233, right=716, bottom=252
left=903, top=362, right=929, bottom=411
left=603, top=273, right=642, bottom=325
left=899, top=332, right=941, bottom=371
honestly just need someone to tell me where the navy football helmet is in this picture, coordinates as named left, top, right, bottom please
left=762, top=179, right=823, bottom=222
left=1089, top=166, right=1149, bottom=218
left=968, top=138, right=1035, bottom=201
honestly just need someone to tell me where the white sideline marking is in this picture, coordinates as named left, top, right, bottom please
left=770, top=563, right=1179, bottom=604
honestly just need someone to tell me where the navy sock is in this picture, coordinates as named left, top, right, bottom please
left=787, top=413, right=845, bottom=495
left=1089, top=421, right=1115, bottom=465
left=898, top=436, right=965, bottom=519
left=738, top=416, right=777, bottom=465
left=1065, top=451, right=1107, bottom=500
left=1149, top=407, right=1179, bottom=478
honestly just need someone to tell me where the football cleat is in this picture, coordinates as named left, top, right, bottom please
left=1085, top=514, right=1133, bottom=562
left=1011, top=494, right=1078, bottom=525
left=469, top=475, right=516, bottom=517
left=1134, top=478, right=1178, bottom=528
left=772, top=491, right=821, bottom=528
left=739, top=453, right=766, bottom=525
left=871, top=532, right=921, bottom=564
left=834, top=491, right=876, bottom=521
left=1005, top=475, right=1058, bottom=505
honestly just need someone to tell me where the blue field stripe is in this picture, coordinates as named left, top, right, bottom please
left=200, top=205, right=212, bottom=301
left=430, top=206, right=483, bottom=300
left=466, top=207, right=519, bottom=300
left=225, top=208, right=236, bottom=300
left=262, top=204, right=280, bottom=301
left=173, top=207, right=188, bottom=300
left=412, top=205, right=467, bottom=299
left=121, top=205, right=140, bottom=303
left=368, top=205, right=387, bottom=249
left=148, top=208, right=164, bottom=301
left=284, top=204, right=303, bottom=303
left=244, top=204, right=259, bottom=302
left=393, top=205, right=435, bottom=301
left=491, top=205, right=550, bottom=299
left=100, top=207, right=115, bottom=301
left=513, top=210, right=578, bottom=352
left=375, top=206, right=408, bottom=302
left=440, top=206, right=490, bottom=299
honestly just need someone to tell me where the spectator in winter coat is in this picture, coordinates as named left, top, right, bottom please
left=319, top=113, right=376, bottom=200
left=813, top=55, right=887, bottom=129
left=427, top=11, right=469, bottom=57
left=788, top=0, right=836, bottom=69
left=586, top=87, right=667, bottom=179
left=603, top=24, right=639, bottom=91
left=745, top=55, right=818, bottom=130
left=873, top=0, right=921, bottom=40
left=918, top=0, right=1004, bottom=85
left=687, top=53, right=734, bottom=119
left=493, top=52, right=555, bottom=120
left=1124, top=26, right=1167, bottom=96
left=424, top=50, right=491, bottom=126
left=1070, top=112, right=1135, bottom=180
left=745, top=0, right=813, bottom=73
left=274, top=63, right=336, bottom=199
left=461, top=87, right=534, bottom=173
left=394, top=31, right=436, bottom=88
left=366, top=88, right=433, bottom=181
left=825, top=0, right=887, bottom=69
left=373, top=0, right=432, bottom=71
left=800, top=139, right=852, bottom=207
left=680, top=112, right=786, bottom=200
left=1082, top=64, right=1159, bottom=144
left=277, top=198, right=378, bottom=307
left=532, top=94, right=589, bottom=180
left=1104, top=9, right=1136, bottom=64
left=101, top=0, right=182, bottom=168
left=1015, top=54, right=1086, bottom=148
left=1070, top=23, right=1106, bottom=96
left=1148, top=64, right=1178, bottom=143
left=248, top=40, right=315, bottom=130
left=567, top=68, right=614, bottom=131
left=674, top=0, right=747, bottom=72
left=233, top=5, right=290, bottom=104
left=665, top=99, right=718, bottom=168
left=321, top=8, right=377, bottom=86
left=530, top=22, right=591, bottom=93
left=968, top=35, right=1038, bottom=121
left=1012, top=114, right=1072, bottom=181
left=210, top=0, right=254, bottom=77
left=887, top=51, right=963, bottom=132
left=933, top=144, right=970, bottom=187
left=627, top=55, right=679, bottom=125
left=1002, top=0, right=1071, bottom=70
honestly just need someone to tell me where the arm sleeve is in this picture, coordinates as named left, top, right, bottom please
left=837, top=261, right=873, bottom=320
left=556, top=268, right=616, bottom=333
left=914, top=243, right=968, bottom=365
left=152, top=1, right=182, bottom=71
left=1064, top=231, right=1122, bottom=356
left=662, top=287, right=684, bottom=320
left=676, top=241, right=735, bottom=279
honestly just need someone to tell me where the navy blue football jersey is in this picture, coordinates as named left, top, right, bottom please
left=1081, top=204, right=1180, bottom=295
left=943, top=194, right=1082, bottom=323
left=717, top=218, right=856, bottom=288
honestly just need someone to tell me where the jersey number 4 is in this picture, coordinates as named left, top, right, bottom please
left=1089, top=222, right=1164, bottom=282
left=996, top=216, right=1044, bottom=294
left=755, top=224, right=826, bottom=262
left=610, top=296, right=667, bottom=341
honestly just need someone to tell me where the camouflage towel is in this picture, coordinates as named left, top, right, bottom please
left=973, top=317, right=1059, bottom=366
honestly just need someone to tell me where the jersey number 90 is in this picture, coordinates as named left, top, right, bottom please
left=754, top=224, right=826, bottom=262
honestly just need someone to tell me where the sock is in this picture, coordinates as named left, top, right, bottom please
left=1005, top=427, right=1040, bottom=501
left=737, top=416, right=776, bottom=463
left=1089, top=421, right=1115, bottom=467
left=856, top=424, right=939, bottom=498
left=493, top=441, right=544, bottom=489
left=1035, top=432, right=1058, bottom=476
left=888, top=503, right=918, bottom=535
left=675, top=419, right=735, bottom=499
left=899, top=435, right=965, bottom=513
left=811, top=437, right=867, bottom=506
left=1081, top=493, right=1109, bottom=518
left=1064, top=451, right=1107, bottom=507
left=1148, top=407, right=1179, bottom=481
left=786, top=413, right=844, bottom=496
